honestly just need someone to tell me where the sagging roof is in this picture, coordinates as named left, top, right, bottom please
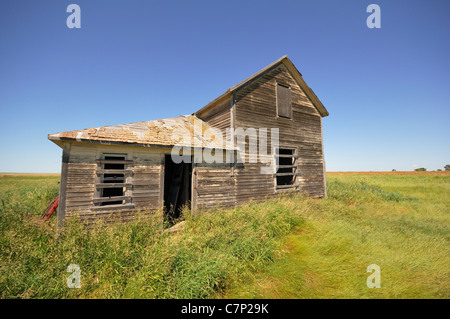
left=194, top=55, right=329, bottom=118
left=48, top=115, right=235, bottom=150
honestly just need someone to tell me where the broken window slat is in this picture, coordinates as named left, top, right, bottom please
left=274, top=154, right=299, bottom=159
left=95, top=183, right=132, bottom=188
left=96, top=169, right=133, bottom=175
left=275, top=187, right=300, bottom=193
left=93, top=196, right=131, bottom=204
left=274, top=172, right=301, bottom=177
left=96, top=159, right=134, bottom=164
left=277, top=164, right=297, bottom=169
left=90, top=203, right=135, bottom=211
left=276, top=184, right=298, bottom=189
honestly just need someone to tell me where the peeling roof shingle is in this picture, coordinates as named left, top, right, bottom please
left=48, top=115, right=234, bottom=150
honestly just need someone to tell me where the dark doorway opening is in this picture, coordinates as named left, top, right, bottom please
left=164, top=155, right=192, bottom=224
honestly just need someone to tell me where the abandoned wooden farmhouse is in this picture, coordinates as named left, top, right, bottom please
left=48, top=55, right=329, bottom=224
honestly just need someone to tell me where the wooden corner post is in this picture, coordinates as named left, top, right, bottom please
left=320, top=117, right=327, bottom=198
left=57, top=142, right=71, bottom=228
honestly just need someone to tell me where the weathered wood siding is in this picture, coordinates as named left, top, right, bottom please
left=195, top=163, right=236, bottom=209
left=130, top=148, right=163, bottom=209
left=233, top=63, right=326, bottom=201
left=196, top=97, right=232, bottom=132
left=195, top=97, right=237, bottom=209
left=63, top=142, right=164, bottom=222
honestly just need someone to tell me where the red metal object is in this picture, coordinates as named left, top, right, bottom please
left=41, top=195, right=59, bottom=221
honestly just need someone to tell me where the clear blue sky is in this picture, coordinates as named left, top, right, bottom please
left=1, top=0, right=449, bottom=172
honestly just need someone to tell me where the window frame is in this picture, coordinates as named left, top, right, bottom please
left=93, top=153, right=133, bottom=207
left=273, top=147, right=298, bottom=192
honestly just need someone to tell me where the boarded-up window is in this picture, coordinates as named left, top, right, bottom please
left=93, top=154, right=133, bottom=207
left=277, top=84, right=292, bottom=119
left=101, top=155, right=126, bottom=206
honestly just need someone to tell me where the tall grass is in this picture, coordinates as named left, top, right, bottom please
left=1, top=174, right=448, bottom=299
left=226, top=175, right=449, bottom=299
left=0, top=176, right=304, bottom=298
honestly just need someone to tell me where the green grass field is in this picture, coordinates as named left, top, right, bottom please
left=0, top=173, right=448, bottom=298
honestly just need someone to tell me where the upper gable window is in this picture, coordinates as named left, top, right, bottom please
left=276, top=83, right=292, bottom=119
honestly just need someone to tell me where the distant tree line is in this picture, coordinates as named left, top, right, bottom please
left=409, top=165, right=450, bottom=172
left=390, top=165, right=450, bottom=172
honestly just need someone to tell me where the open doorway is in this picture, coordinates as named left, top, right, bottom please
left=163, top=155, right=192, bottom=225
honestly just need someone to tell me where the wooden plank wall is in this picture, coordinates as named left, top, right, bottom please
left=64, top=142, right=164, bottom=223
left=131, top=149, right=162, bottom=209
left=195, top=97, right=238, bottom=209
left=195, top=163, right=236, bottom=209
left=233, top=63, right=326, bottom=200
left=65, top=143, right=96, bottom=216
left=198, top=98, right=232, bottom=132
